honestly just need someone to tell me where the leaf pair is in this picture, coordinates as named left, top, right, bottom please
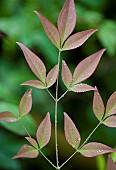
left=93, top=89, right=116, bottom=127
left=13, top=112, right=51, bottom=159
left=62, top=49, right=105, bottom=93
left=17, top=43, right=58, bottom=89
left=0, top=89, right=32, bottom=122
left=64, top=113, right=115, bottom=157
left=34, top=0, right=97, bottom=50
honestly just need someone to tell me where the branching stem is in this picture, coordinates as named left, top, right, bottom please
left=57, top=90, right=69, bottom=102
left=47, top=89, right=56, bottom=101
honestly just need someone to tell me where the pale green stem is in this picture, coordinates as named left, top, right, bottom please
left=60, top=121, right=102, bottom=169
left=57, top=90, right=69, bottom=102
left=47, top=89, right=56, bottom=101
left=19, top=120, right=31, bottom=138
left=55, top=50, right=61, bottom=168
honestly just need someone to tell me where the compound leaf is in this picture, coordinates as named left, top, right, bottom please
left=73, top=49, right=105, bottom=84
left=64, top=112, right=81, bottom=149
left=0, top=112, right=18, bottom=122
left=36, top=112, right=51, bottom=149
left=58, top=0, right=76, bottom=45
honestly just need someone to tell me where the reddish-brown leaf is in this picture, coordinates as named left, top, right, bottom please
left=103, top=116, right=116, bottom=128
left=80, top=142, right=115, bottom=157
left=71, top=83, right=95, bottom=93
left=25, top=137, right=38, bottom=149
left=21, top=80, right=46, bottom=89
left=58, top=0, right=76, bottom=45
left=13, top=144, right=39, bottom=159
left=62, top=60, right=72, bottom=88
left=64, top=112, right=81, bottom=149
left=19, top=89, right=32, bottom=118
left=105, top=91, right=116, bottom=118
left=107, top=156, right=116, bottom=170
left=73, top=49, right=105, bottom=84
left=46, top=65, right=58, bottom=88
left=36, top=112, right=51, bottom=149
left=0, top=112, right=18, bottom=122
left=93, top=89, right=105, bottom=121
left=62, top=29, right=97, bottom=51
left=34, top=11, right=60, bottom=49
left=17, top=42, right=46, bottom=83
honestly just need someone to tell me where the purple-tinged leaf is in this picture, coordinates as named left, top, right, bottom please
left=46, top=65, right=58, bottom=88
left=105, top=91, right=116, bottom=118
left=19, top=89, right=32, bottom=118
left=71, top=83, right=95, bottom=93
left=58, top=0, right=76, bottom=45
left=64, top=112, right=81, bottom=149
left=21, top=80, right=46, bottom=89
left=17, top=42, right=46, bottom=83
left=25, top=137, right=38, bottom=149
left=93, top=89, right=105, bottom=121
left=107, top=156, right=116, bottom=170
left=62, top=29, right=97, bottom=51
left=34, top=11, right=60, bottom=49
left=0, top=112, right=18, bottom=122
left=80, top=142, right=115, bottom=157
left=73, top=49, right=106, bottom=84
left=36, top=112, right=51, bottom=149
left=13, top=144, right=39, bottom=159
left=103, top=116, right=116, bottom=128
left=62, top=60, right=72, bottom=88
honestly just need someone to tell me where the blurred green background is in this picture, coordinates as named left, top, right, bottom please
left=0, top=0, right=116, bottom=169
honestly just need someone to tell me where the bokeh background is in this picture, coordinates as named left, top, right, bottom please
left=0, top=0, right=116, bottom=169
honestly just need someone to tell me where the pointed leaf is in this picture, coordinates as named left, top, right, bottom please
left=0, top=112, right=18, bottom=122
left=62, top=60, right=72, bottom=88
left=36, top=112, right=51, bottom=149
left=107, top=156, right=116, bottom=170
left=34, top=11, right=60, bottom=49
left=62, top=29, right=97, bottom=51
left=93, top=89, right=105, bottom=121
left=21, top=80, right=46, bottom=89
left=46, top=65, right=58, bottom=87
left=103, top=116, right=116, bottom=128
left=64, top=112, right=81, bottom=149
left=80, top=142, right=115, bottom=157
left=58, top=0, right=76, bottom=45
left=19, top=89, right=32, bottom=118
left=71, top=83, right=95, bottom=93
left=25, top=137, right=38, bottom=149
left=73, top=49, right=106, bottom=84
left=105, top=91, right=116, bottom=118
left=13, top=144, right=39, bottom=159
left=17, top=42, right=46, bottom=83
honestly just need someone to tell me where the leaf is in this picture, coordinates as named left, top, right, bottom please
left=17, top=42, right=46, bottom=83
left=34, top=11, right=60, bottom=49
left=13, top=145, right=39, bottom=159
left=103, top=116, right=116, bottom=128
left=19, top=89, right=32, bottom=118
left=105, top=91, right=116, bottom=118
left=93, top=89, right=105, bottom=121
left=107, top=156, right=116, bottom=170
left=64, top=112, right=81, bottom=149
left=36, top=112, right=51, bottom=149
left=80, top=142, right=115, bottom=157
left=62, top=60, right=72, bottom=88
left=46, top=65, right=58, bottom=88
left=73, top=49, right=105, bottom=84
left=21, top=80, right=46, bottom=89
left=58, top=0, right=76, bottom=45
left=25, top=137, right=38, bottom=149
left=71, top=83, right=95, bottom=93
left=62, top=29, right=97, bottom=51
left=0, top=112, right=18, bottom=122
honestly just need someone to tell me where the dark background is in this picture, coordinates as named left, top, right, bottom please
left=0, top=0, right=116, bottom=169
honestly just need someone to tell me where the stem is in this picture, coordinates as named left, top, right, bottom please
left=60, top=121, right=102, bottom=169
left=55, top=50, right=61, bottom=168
left=47, top=89, right=56, bottom=101
left=57, top=90, right=69, bottom=102
left=19, top=120, right=31, bottom=138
